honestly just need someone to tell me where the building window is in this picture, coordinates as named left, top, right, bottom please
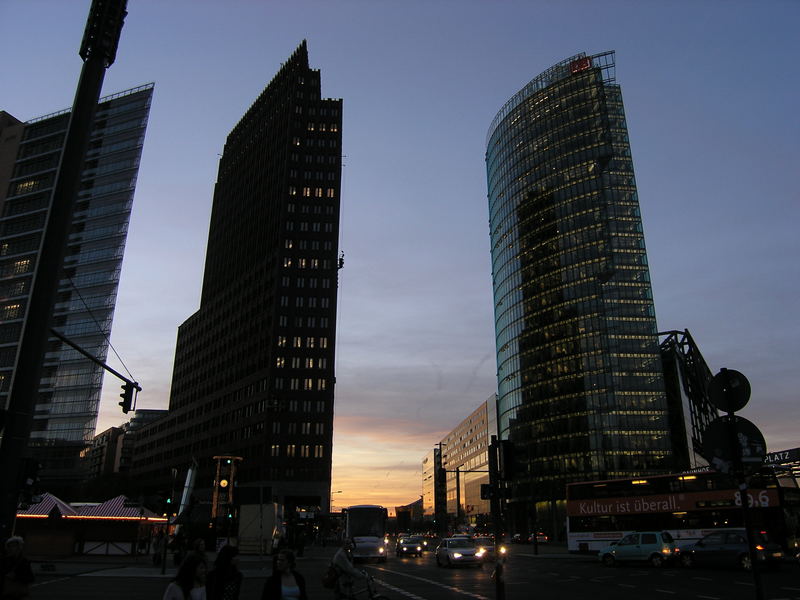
left=272, top=422, right=281, bottom=434
left=306, top=337, right=315, bottom=348
left=290, top=378, right=299, bottom=390
left=301, top=422, right=311, bottom=434
left=301, top=445, right=311, bottom=458
left=287, top=445, right=296, bottom=457
left=277, top=336, right=287, bottom=347
left=279, top=315, right=288, bottom=327
left=314, top=445, right=324, bottom=458
left=315, top=423, right=324, bottom=434
left=304, top=378, right=314, bottom=391
left=326, top=188, right=335, bottom=198
left=276, top=357, right=285, bottom=368
left=320, top=337, right=328, bottom=349
left=293, top=337, right=302, bottom=348
left=289, top=186, right=297, bottom=196
left=271, top=445, right=280, bottom=457
left=293, top=137, right=300, bottom=146
left=291, top=357, right=301, bottom=369
left=317, top=379, right=327, bottom=391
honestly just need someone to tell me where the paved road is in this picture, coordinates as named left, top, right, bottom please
left=27, top=545, right=800, bottom=600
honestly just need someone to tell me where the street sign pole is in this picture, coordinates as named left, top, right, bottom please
left=488, top=436, right=505, bottom=600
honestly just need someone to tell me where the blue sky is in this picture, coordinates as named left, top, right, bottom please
left=2, top=0, right=798, bottom=509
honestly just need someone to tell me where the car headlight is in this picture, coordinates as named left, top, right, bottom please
left=499, top=546, right=507, bottom=554
left=378, top=547, right=384, bottom=554
left=452, top=552, right=463, bottom=559
left=416, top=546, right=422, bottom=551
left=476, top=549, right=486, bottom=557
left=402, top=546, right=408, bottom=551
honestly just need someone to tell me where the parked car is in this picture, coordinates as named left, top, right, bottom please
left=680, top=529, right=784, bottom=571
left=473, top=536, right=507, bottom=561
left=598, top=531, right=679, bottom=567
left=396, top=535, right=425, bottom=557
left=435, top=537, right=484, bottom=568
left=529, top=532, right=549, bottom=544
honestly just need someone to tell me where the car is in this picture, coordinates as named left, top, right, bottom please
left=396, top=535, right=425, bottom=557
left=473, top=536, right=507, bottom=561
left=435, top=537, right=485, bottom=568
left=598, top=531, right=679, bottom=567
left=528, top=532, right=549, bottom=544
left=680, top=529, right=784, bottom=571
left=420, top=535, right=439, bottom=552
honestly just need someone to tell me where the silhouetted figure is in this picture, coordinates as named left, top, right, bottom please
left=206, top=545, right=242, bottom=600
left=1, top=537, right=34, bottom=600
left=261, top=549, right=307, bottom=600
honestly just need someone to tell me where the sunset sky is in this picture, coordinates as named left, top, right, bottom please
left=2, top=1, right=798, bottom=512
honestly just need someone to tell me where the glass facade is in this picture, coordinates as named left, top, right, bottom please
left=486, top=52, right=672, bottom=504
left=0, top=85, right=153, bottom=487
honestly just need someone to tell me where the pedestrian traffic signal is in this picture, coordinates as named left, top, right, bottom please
left=119, top=382, right=135, bottom=413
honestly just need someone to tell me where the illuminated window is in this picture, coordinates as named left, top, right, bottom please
left=293, top=337, right=302, bottom=348
left=293, top=137, right=300, bottom=146
left=317, top=379, right=327, bottom=391
left=320, top=337, right=328, bottom=348
left=301, top=445, right=310, bottom=458
left=314, top=445, right=324, bottom=458
left=13, top=259, right=31, bottom=275
left=315, top=187, right=323, bottom=198
left=304, top=378, right=314, bottom=391
left=301, top=422, right=311, bottom=434
left=326, top=188, right=335, bottom=198
left=290, top=378, right=299, bottom=390
left=271, top=445, right=280, bottom=457
left=291, top=357, right=301, bottom=368
left=276, top=357, right=285, bottom=368
left=302, top=187, right=311, bottom=197
left=289, top=186, right=297, bottom=196
left=315, top=423, right=324, bottom=434
left=3, top=304, right=21, bottom=319
left=306, top=337, right=315, bottom=348
left=287, top=444, right=296, bottom=457
left=277, top=336, right=287, bottom=347
left=305, top=358, right=314, bottom=369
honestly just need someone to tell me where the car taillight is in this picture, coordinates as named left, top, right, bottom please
left=755, top=545, right=765, bottom=551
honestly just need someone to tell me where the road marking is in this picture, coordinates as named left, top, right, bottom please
left=369, top=566, right=490, bottom=600
left=373, top=579, right=428, bottom=600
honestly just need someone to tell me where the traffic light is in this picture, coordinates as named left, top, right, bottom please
left=119, top=381, right=134, bottom=413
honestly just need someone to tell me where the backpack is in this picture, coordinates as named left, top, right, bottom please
left=322, top=564, right=339, bottom=589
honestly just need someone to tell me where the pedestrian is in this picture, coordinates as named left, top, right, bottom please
left=0, top=536, right=34, bottom=600
left=330, top=539, right=365, bottom=599
left=260, top=549, right=307, bottom=600
left=206, top=545, right=242, bottom=600
left=163, top=554, right=207, bottom=600
left=187, top=538, right=208, bottom=566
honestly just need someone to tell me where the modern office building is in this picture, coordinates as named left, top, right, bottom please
left=485, top=52, right=674, bottom=532
left=0, top=85, right=154, bottom=491
left=131, top=42, right=342, bottom=517
left=424, top=395, right=497, bottom=530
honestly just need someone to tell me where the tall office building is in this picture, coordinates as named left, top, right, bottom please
left=132, top=42, right=342, bottom=516
left=485, top=52, right=673, bottom=527
left=0, top=84, right=154, bottom=490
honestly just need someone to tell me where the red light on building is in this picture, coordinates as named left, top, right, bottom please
left=570, top=57, right=592, bottom=73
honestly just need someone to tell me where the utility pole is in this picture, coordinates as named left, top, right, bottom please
left=488, top=436, right=506, bottom=600
left=0, top=0, right=127, bottom=540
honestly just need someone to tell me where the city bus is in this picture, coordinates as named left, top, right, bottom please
left=566, top=469, right=800, bottom=553
left=344, top=505, right=388, bottom=562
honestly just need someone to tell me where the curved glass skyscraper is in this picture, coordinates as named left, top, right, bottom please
left=486, top=52, right=672, bottom=510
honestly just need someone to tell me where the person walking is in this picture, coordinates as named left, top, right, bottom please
left=0, top=537, right=34, bottom=600
left=206, top=545, right=242, bottom=600
left=162, top=554, right=207, bottom=600
left=331, top=539, right=366, bottom=599
left=260, top=549, right=307, bottom=600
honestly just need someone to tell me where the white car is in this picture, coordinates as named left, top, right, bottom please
left=435, top=537, right=484, bottom=568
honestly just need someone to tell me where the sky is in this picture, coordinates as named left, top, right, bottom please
left=1, top=0, right=798, bottom=513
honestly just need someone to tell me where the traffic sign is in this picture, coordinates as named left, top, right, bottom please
left=707, top=369, right=751, bottom=412
left=702, top=416, right=766, bottom=476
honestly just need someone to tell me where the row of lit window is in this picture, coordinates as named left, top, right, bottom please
left=282, top=257, right=335, bottom=269
left=270, top=444, right=325, bottom=458
left=305, top=123, right=338, bottom=132
left=273, top=378, right=327, bottom=392
left=275, top=357, right=328, bottom=369
left=284, top=239, right=334, bottom=252
left=276, top=336, right=329, bottom=349
left=289, top=186, right=336, bottom=198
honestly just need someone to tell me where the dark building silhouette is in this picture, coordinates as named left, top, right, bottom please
left=485, top=52, right=675, bottom=531
left=659, top=329, right=717, bottom=469
left=131, top=42, right=342, bottom=515
left=0, top=85, right=153, bottom=492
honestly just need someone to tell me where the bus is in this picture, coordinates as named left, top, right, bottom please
left=344, top=505, right=388, bottom=562
left=566, top=469, right=800, bottom=553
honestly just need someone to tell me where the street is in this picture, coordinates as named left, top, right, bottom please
left=28, top=546, right=800, bottom=600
